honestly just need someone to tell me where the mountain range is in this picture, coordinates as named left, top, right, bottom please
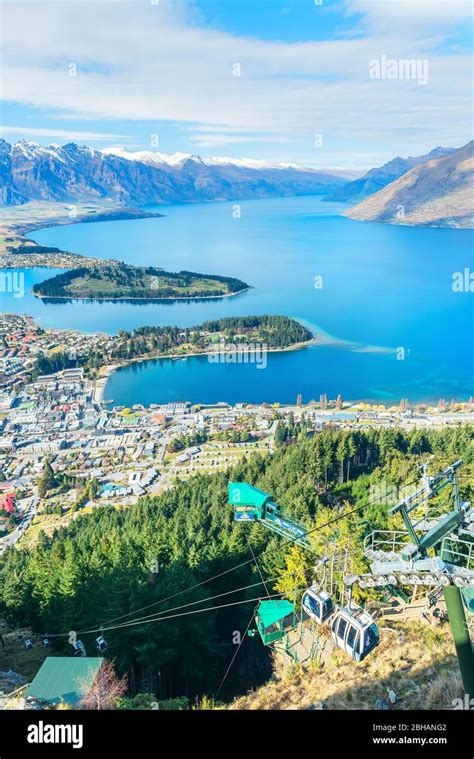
left=0, top=139, right=471, bottom=229
left=345, top=140, right=473, bottom=228
left=325, top=146, right=455, bottom=203
left=0, top=140, right=348, bottom=207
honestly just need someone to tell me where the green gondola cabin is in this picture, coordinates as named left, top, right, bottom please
left=254, top=599, right=296, bottom=646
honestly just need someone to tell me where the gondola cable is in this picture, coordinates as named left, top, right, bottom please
left=67, top=500, right=366, bottom=635
left=244, top=532, right=270, bottom=598
left=68, top=577, right=280, bottom=637
left=214, top=606, right=257, bottom=700
left=37, top=509, right=368, bottom=641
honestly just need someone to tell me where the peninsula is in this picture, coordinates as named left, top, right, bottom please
left=0, top=201, right=164, bottom=269
left=21, top=314, right=314, bottom=383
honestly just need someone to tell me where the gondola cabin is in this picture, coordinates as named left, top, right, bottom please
left=302, top=588, right=335, bottom=624
left=254, top=599, right=296, bottom=646
left=228, top=482, right=270, bottom=521
left=72, top=640, right=87, bottom=657
left=330, top=605, right=379, bottom=662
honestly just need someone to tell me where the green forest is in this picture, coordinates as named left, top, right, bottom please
left=0, top=425, right=472, bottom=702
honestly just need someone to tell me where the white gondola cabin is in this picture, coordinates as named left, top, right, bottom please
left=72, top=640, right=87, bottom=657
left=301, top=588, right=335, bottom=624
left=330, top=605, right=379, bottom=662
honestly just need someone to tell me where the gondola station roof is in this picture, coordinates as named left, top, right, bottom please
left=228, top=482, right=271, bottom=508
left=25, top=657, right=104, bottom=707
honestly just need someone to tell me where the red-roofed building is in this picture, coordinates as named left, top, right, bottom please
left=0, top=493, right=15, bottom=514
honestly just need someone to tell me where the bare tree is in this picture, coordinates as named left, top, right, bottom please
left=79, top=659, right=127, bottom=710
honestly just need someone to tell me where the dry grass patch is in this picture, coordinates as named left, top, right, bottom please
left=228, top=621, right=461, bottom=711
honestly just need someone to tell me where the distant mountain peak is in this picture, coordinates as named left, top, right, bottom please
left=344, top=140, right=473, bottom=228
left=100, top=147, right=311, bottom=171
left=325, top=145, right=455, bottom=204
left=101, top=147, right=196, bottom=166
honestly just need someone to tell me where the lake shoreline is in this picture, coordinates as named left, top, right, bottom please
left=10, top=205, right=165, bottom=238
left=95, top=336, right=320, bottom=403
left=33, top=286, right=252, bottom=302
left=96, top=328, right=397, bottom=404
left=0, top=203, right=165, bottom=269
left=4, top=196, right=471, bottom=403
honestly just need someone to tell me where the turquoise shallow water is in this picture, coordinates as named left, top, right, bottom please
left=2, top=196, right=472, bottom=404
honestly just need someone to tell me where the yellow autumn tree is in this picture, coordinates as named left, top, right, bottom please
left=275, top=545, right=312, bottom=605
left=320, top=503, right=371, bottom=603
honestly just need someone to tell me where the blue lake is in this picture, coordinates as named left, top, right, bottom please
left=2, top=196, right=473, bottom=404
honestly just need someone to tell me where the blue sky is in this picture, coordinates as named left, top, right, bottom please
left=1, top=0, right=472, bottom=169
left=187, top=0, right=365, bottom=42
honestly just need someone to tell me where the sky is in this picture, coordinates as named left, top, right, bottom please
left=0, top=0, right=472, bottom=170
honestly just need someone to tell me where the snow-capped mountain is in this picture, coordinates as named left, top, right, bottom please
left=101, top=147, right=195, bottom=167
left=0, top=139, right=347, bottom=206
left=101, top=147, right=311, bottom=171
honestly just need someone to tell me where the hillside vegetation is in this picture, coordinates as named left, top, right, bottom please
left=0, top=425, right=472, bottom=703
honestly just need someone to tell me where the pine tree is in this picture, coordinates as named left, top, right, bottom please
left=38, top=459, right=55, bottom=498
left=274, top=421, right=287, bottom=447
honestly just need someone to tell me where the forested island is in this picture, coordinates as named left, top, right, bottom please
left=33, top=263, right=250, bottom=301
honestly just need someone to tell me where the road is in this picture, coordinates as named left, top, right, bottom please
left=0, top=489, right=39, bottom=555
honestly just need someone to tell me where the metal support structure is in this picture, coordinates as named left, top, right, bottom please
left=443, top=585, right=474, bottom=699
left=389, top=460, right=465, bottom=558
left=228, top=481, right=311, bottom=548
left=353, top=460, right=474, bottom=692
left=232, top=464, right=474, bottom=675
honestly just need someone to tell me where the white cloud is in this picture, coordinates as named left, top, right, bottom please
left=1, top=0, right=472, bottom=164
left=347, top=0, right=473, bottom=29
left=0, top=125, right=131, bottom=142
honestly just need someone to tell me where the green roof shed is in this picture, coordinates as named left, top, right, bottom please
left=25, top=657, right=104, bottom=706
